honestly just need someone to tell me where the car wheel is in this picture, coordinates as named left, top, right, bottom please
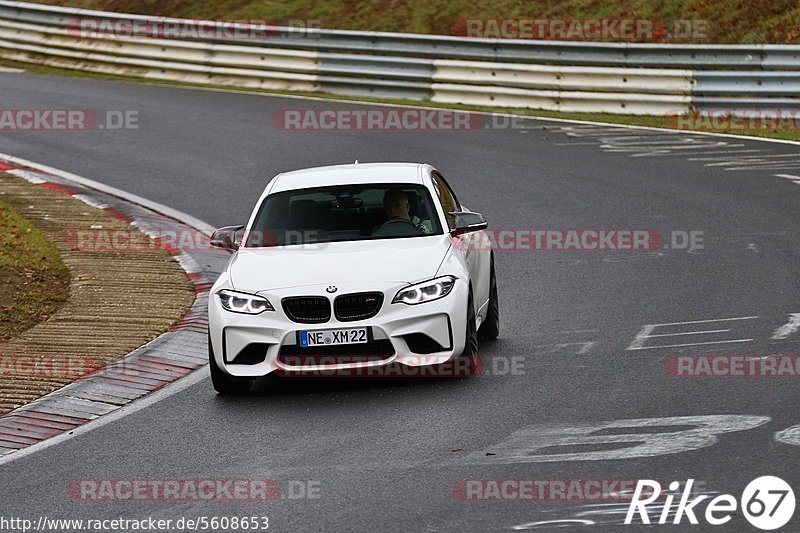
left=208, top=332, right=253, bottom=395
left=457, top=288, right=479, bottom=375
left=478, top=255, right=500, bottom=341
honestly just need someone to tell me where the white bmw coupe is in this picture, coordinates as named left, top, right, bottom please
left=207, top=162, right=498, bottom=393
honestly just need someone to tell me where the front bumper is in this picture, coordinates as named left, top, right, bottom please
left=208, top=281, right=468, bottom=377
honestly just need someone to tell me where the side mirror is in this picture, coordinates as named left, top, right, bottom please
left=210, top=225, right=245, bottom=250
left=449, top=212, right=488, bottom=237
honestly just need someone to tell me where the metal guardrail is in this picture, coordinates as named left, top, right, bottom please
left=0, top=1, right=797, bottom=115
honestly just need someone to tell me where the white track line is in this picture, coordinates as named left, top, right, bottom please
left=775, top=173, right=800, bottom=185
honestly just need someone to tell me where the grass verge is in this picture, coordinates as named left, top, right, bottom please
left=31, top=0, right=800, bottom=44
left=0, top=195, right=70, bottom=342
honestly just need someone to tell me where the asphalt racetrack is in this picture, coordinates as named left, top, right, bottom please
left=1, top=71, right=800, bottom=531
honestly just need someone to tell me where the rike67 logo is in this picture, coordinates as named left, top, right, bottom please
left=626, top=476, right=795, bottom=529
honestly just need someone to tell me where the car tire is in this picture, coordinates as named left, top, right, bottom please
left=208, top=332, right=253, bottom=395
left=478, top=255, right=500, bottom=341
left=457, top=288, right=479, bottom=375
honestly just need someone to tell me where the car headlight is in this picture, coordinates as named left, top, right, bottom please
left=217, top=289, right=274, bottom=314
left=392, top=276, right=456, bottom=305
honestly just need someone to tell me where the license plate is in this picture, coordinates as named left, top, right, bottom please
left=298, top=328, right=369, bottom=347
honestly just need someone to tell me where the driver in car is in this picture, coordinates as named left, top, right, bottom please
left=373, top=188, right=432, bottom=236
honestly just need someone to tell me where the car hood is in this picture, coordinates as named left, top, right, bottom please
left=228, top=235, right=451, bottom=292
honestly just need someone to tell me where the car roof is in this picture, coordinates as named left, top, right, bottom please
left=268, top=162, right=425, bottom=193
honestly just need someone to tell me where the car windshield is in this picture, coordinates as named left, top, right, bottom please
left=244, top=183, right=443, bottom=247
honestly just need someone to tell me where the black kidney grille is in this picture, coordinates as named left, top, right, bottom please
left=282, top=296, right=331, bottom=323
left=334, top=292, right=384, bottom=322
